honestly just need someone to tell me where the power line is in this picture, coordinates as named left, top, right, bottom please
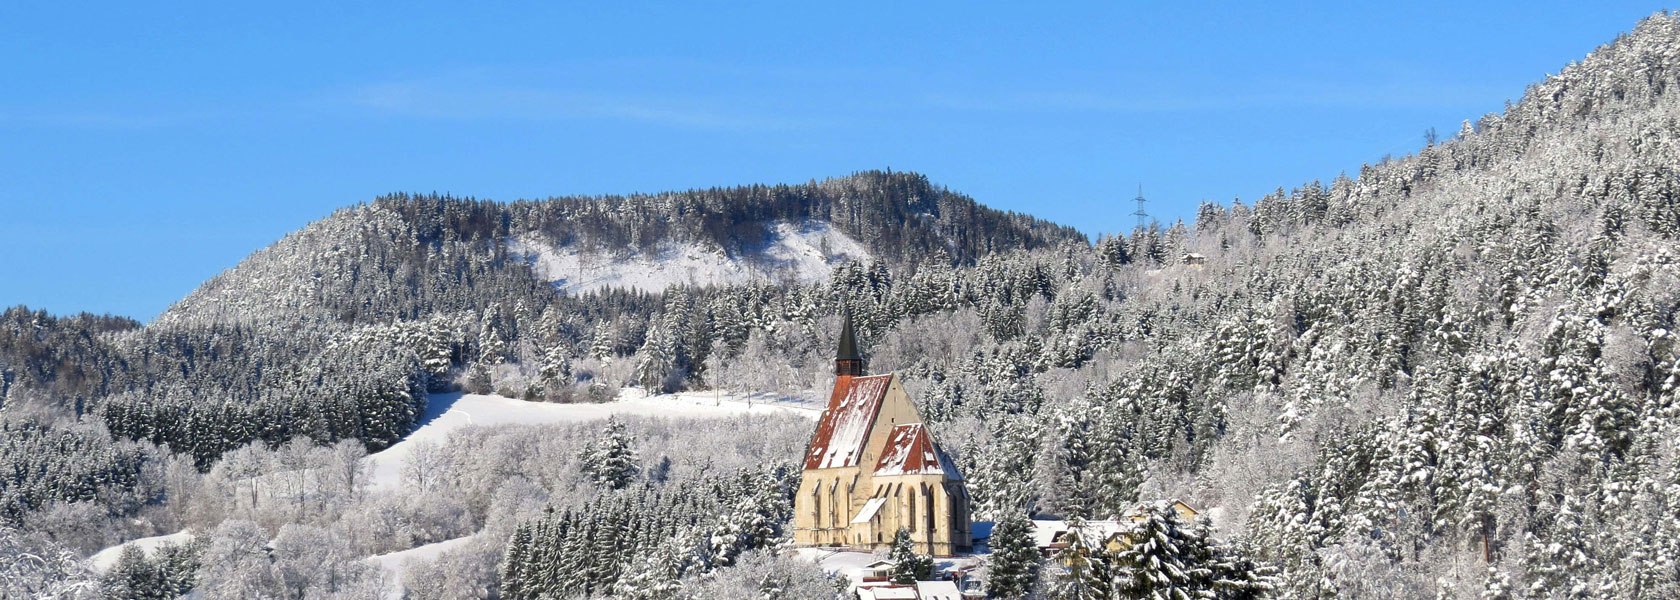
left=1131, top=184, right=1149, bottom=231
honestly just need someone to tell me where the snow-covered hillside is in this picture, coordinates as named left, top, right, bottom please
left=365, top=389, right=820, bottom=490
left=86, top=388, right=820, bottom=595
left=508, top=220, right=871, bottom=294
left=87, top=531, right=196, bottom=573
left=356, top=389, right=815, bottom=594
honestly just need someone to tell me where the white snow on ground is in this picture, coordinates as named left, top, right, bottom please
left=795, top=548, right=982, bottom=591
left=366, top=534, right=477, bottom=599
left=365, top=388, right=819, bottom=490
left=796, top=548, right=885, bottom=587
left=508, top=219, right=871, bottom=294
left=88, top=531, right=195, bottom=573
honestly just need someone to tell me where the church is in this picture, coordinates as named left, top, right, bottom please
left=793, top=315, right=973, bottom=556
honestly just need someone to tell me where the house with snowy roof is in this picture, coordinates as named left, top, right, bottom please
left=793, top=313, right=973, bottom=556
left=1031, top=500, right=1201, bottom=558
left=853, top=581, right=964, bottom=600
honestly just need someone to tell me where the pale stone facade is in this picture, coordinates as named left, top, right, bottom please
left=792, top=317, right=972, bottom=556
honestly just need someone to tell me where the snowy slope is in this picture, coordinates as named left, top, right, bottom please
left=366, top=534, right=478, bottom=599
left=87, top=531, right=195, bottom=573
left=508, top=219, right=871, bottom=294
left=349, top=390, right=818, bottom=595
left=365, top=389, right=819, bottom=490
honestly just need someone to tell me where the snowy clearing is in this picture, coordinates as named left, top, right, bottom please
left=795, top=548, right=982, bottom=589
left=365, top=389, right=819, bottom=490
left=87, top=531, right=195, bottom=573
left=366, top=534, right=477, bottom=599
left=508, top=219, right=871, bottom=294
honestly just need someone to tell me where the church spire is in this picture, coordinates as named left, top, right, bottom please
left=835, top=310, right=864, bottom=377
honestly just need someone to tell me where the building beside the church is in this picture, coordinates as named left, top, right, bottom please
left=792, top=315, right=973, bottom=556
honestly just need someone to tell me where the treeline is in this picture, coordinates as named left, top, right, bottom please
left=494, top=169, right=1084, bottom=265
left=500, top=465, right=790, bottom=599
left=98, top=340, right=426, bottom=469
left=0, top=307, right=139, bottom=407
left=0, top=420, right=159, bottom=526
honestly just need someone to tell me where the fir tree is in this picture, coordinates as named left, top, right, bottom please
left=1046, top=517, right=1110, bottom=600
left=1109, top=502, right=1216, bottom=600
left=987, top=511, right=1042, bottom=599
left=888, top=528, right=934, bottom=584
left=580, top=417, right=640, bottom=489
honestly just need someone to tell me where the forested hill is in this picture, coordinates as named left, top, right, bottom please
left=8, top=14, right=1680, bottom=598
left=156, top=170, right=1083, bottom=327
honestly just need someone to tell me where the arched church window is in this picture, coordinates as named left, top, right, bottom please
left=909, top=492, right=917, bottom=532
left=828, top=479, right=838, bottom=526
left=812, top=483, right=821, bottom=524
left=926, top=483, right=936, bottom=534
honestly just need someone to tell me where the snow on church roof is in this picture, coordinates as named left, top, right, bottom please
left=873, top=423, right=963, bottom=480
left=805, top=374, right=894, bottom=470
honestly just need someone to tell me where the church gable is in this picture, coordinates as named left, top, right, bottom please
left=872, top=423, right=963, bottom=480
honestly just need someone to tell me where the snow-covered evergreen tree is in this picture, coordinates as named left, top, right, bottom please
left=1109, top=501, right=1217, bottom=599
left=1046, top=517, right=1110, bottom=600
left=888, top=528, right=934, bottom=584
left=580, top=417, right=640, bottom=489
left=987, top=511, right=1042, bottom=599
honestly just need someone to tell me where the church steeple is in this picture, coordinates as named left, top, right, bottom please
left=835, top=311, right=864, bottom=377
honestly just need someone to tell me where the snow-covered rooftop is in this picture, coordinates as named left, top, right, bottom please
left=857, top=586, right=919, bottom=600
left=915, top=581, right=962, bottom=600
left=1028, top=502, right=1199, bottom=548
left=852, top=497, right=889, bottom=524
left=1029, top=519, right=1129, bottom=549
left=805, top=374, right=894, bottom=470
left=872, top=423, right=963, bottom=480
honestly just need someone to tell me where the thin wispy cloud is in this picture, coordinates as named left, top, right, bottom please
left=336, top=68, right=829, bottom=131
left=921, top=78, right=1512, bottom=114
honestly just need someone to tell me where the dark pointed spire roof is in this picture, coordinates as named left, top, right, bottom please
left=837, top=310, right=861, bottom=362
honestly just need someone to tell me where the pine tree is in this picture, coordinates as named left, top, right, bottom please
left=635, top=322, right=678, bottom=391
left=1110, top=502, right=1217, bottom=600
left=987, top=511, right=1042, bottom=599
left=419, top=315, right=456, bottom=380
left=580, top=417, right=639, bottom=489
left=539, top=343, right=573, bottom=398
left=101, top=545, right=161, bottom=600
left=499, top=524, right=533, bottom=600
left=1046, top=517, right=1110, bottom=600
left=888, top=528, right=934, bottom=584
left=590, top=321, right=617, bottom=360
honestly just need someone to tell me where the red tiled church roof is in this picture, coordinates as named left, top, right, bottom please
left=873, top=423, right=963, bottom=480
left=803, top=374, right=894, bottom=470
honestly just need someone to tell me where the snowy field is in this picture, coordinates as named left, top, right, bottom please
left=366, top=534, right=477, bottom=597
left=366, top=388, right=820, bottom=489
left=87, top=531, right=196, bottom=573
left=508, top=219, right=872, bottom=294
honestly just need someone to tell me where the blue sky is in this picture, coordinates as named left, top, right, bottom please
left=1, top=2, right=1671, bottom=321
